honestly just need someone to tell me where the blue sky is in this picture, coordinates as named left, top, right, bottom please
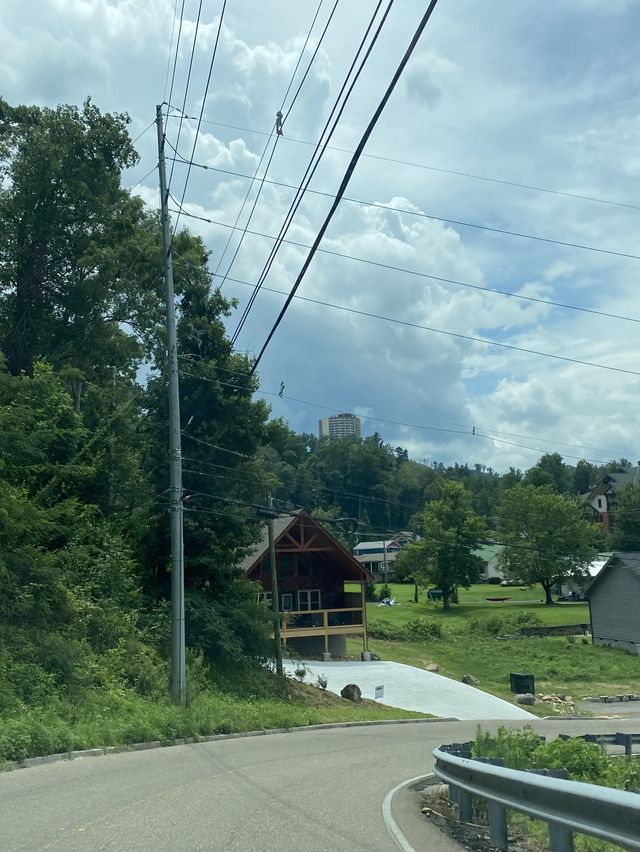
left=4, top=0, right=640, bottom=470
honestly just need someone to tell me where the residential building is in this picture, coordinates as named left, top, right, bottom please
left=318, top=412, right=361, bottom=439
left=585, top=552, right=640, bottom=654
left=556, top=553, right=612, bottom=599
left=474, top=544, right=505, bottom=581
left=353, top=531, right=415, bottom=582
left=583, top=466, right=640, bottom=533
left=240, top=511, right=372, bottom=659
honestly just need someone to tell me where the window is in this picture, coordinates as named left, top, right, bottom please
left=281, top=593, right=293, bottom=611
left=258, top=592, right=272, bottom=605
left=298, top=554, right=313, bottom=577
left=298, top=589, right=321, bottom=611
left=278, top=554, right=294, bottom=577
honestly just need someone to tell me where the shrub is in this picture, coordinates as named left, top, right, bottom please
left=377, top=584, right=392, bottom=601
left=473, top=725, right=544, bottom=770
left=404, top=618, right=444, bottom=641
left=316, top=674, right=328, bottom=691
left=532, top=738, right=609, bottom=784
left=367, top=620, right=405, bottom=641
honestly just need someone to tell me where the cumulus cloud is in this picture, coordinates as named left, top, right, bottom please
left=4, top=0, right=640, bottom=470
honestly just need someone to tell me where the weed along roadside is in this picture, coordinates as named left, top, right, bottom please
left=424, top=726, right=640, bottom=851
left=347, top=583, right=640, bottom=711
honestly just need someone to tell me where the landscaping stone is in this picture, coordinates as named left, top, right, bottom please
left=515, top=693, right=535, bottom=705
left=340, top=683, right=362, bottom=702
left=461, top=675, right=479, bottom=685
left=425, top=663, right=439, bottom=673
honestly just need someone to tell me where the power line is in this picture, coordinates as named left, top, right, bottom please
left=168, top=156, right=640, bottom=264
left=179, top=365, right=639, bottom=466
left=211, top=0, right=328, bottom=294
left=169, top=117, right=640, bottom=214
left=194, top=241, right=640, bottom=328
left=177, top=353, right=640, bottom=460
left=231, top=0, right=393, bottom=346
left=129, top=163, right=158, bottom=191
left=171, top=205, right=640, bottom=337
left=173, top=0, right=227, bottom=234
left=167, top=0, right=204, bottom=192
left=176, top=230, right=640, bottom=376
left=165, top=0, right=187, bottom=129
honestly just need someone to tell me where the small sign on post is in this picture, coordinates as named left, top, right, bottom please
left=375, top=684, right=384, bottom=700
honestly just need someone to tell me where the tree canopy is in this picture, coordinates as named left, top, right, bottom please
left=498, top=484, right=599, bottom=604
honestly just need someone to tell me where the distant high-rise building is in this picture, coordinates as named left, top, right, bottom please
left=319, top=412, right=361, bottom=439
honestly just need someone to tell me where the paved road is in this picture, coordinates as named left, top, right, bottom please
left=284, top=660, right=535, bottom=720
left=2, top=718, right=639, bottom=851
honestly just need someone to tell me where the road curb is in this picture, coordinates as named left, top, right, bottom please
left=0, top=716, right=458, bottom=773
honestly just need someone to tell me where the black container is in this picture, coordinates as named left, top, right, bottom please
left=510, top=672, right=535, bottom=693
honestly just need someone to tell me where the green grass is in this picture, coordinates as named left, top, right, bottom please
left=370, top=582, right=589, bottom=629
left=0, top=682, right=426, bottom=764
left=350, top=584, right=640, bottom=709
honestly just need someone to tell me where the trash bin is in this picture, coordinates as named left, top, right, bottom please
left=510, top=672, right=535, bottom=693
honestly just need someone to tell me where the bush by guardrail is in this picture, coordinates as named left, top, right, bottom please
left=432, top=731, right=640, bottom=850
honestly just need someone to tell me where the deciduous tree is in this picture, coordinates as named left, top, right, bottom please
left=498, top=484, right=598, bottom=604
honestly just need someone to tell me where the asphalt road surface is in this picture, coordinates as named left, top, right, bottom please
left=2, top=718, right=639, bottom=851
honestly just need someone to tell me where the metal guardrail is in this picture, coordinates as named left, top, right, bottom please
left=559, top=731, right=640, bottom=756
left=433, top=746, right=640, bottom=851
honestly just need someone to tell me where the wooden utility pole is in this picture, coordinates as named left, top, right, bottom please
left=266, top=496, right=283, bottom=676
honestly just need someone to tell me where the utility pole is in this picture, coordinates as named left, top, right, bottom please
left=156, top=104, right=186, bottom=705
left=265, top=496, right=283, bottom=676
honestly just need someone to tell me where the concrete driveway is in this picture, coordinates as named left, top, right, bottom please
left=284, top=659, right=535, bottom=720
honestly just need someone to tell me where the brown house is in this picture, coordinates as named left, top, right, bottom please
left=240, top=511, right=372, bottom=659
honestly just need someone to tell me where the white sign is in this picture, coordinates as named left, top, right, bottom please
left=375, top=684, right=384, bottom=700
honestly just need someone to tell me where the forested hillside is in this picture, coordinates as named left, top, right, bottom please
left=0, top=97, right=634, bottom=756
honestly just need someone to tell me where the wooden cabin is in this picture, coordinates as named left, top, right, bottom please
left=240, top=511, right=372, bottom=659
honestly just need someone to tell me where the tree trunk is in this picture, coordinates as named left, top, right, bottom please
left=542, top=580, right=553, bottom=605
left=442, top=585, right=450, bottom=611
left=413, top=581, right=418, bottom=603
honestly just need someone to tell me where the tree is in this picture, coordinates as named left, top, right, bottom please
left=572, top=459, right=598, bottom=495
left=0, top=98, right=139, bottom=376
left=524, top=453, right=570, bottom=493
left=612, top=484, right=640, bottom=551
left=498, top=484, right=599, bottom=604
left=398, top=481, right=485, bottom=610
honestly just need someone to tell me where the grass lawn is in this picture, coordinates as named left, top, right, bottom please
left=348, top=583, right=640, bottom=711
left=368, top=582, right=590, bottom=630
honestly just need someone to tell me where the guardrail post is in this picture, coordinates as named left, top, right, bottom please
left=617, top=733, right=633, bottom=756
left=488, top=801, right=508, bottom=849
left=457, top=788, right=473, bottom=823
left=548, top=821, right=574, bottom=852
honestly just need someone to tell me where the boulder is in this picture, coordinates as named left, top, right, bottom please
left=341, top=683, right=362, bottom=702
left=462, top=674, right=479, bottom=685
left=425, top=663, right=439, bottom=673
left=515, top=693, right=535, bottom=705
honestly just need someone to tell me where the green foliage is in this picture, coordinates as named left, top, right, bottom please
left=533, top=738, right=609, bottom=784
left=498, top=485, right=599, bottom=604
left=612, top=483, right=640, bottom=551
left=473, top=725, right=544, bottom=769
left=467, top=610, right=544, bottom=637
left=402, top=482, right=486, bottom=610
left=368, top=617, right=444, bottom=642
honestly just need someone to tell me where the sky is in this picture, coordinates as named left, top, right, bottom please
left=4, top=0, right=640, bottom=472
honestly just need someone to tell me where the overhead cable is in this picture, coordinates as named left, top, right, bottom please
left=231, top=0, right=392, bottom=346
left=169, top=156, right=640, bottom=263
left=170, top=115, right=640, bottom=213
left=212, top=0, right=331, bottom=293
left=167, top=0, right=205, bottom=192
left=173, top=0, right=227, bottom=234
